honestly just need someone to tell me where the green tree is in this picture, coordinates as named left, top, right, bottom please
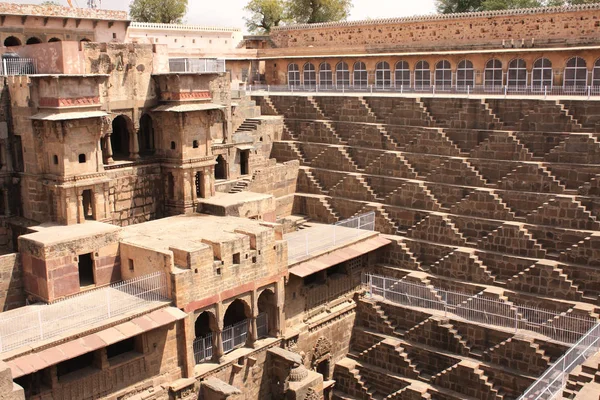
left=435, top=0, right=483, bottom=13
left=286, top=0, right=352, bottom=24
left=244, top=0, right=285, bottom=33
left=481, top=0, right=542, bottom=9
left=129, top=0, right=188, bottom=24
left=40, top=0, right=61, bottom=5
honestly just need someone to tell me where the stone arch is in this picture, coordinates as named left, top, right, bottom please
left=26, top=37, right=42, bottom=45
left=48, top=37, right=61, bottom=43
left=223, top=298, right=251, bottom=327
left=110, top=115, right=133, bottom=160
left=4, top=36, right=21, bottom=47
left=564, top=56, right=587, bottom=88
left=138, top=113, right=155, bottom=156
left=311, top=336, right=332, bottom=369
left=257, top=288, right=277, bottom=336
left=80, top=38, right=91, bottom=42
left=194, top=310, right=217, bottom=363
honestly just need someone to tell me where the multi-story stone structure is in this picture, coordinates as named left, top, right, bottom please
left=0, top=2, right=598, bottom=400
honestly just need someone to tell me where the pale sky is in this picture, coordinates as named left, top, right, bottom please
left=10, top=0, right=437, bottom=32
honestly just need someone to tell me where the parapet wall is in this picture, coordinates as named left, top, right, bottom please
left=269, top=4, right=600, bottom=52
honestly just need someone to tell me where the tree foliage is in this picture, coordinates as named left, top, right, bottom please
left=129, top=0, right=188, bottom=24
left=436, top=0, right=599, bottom=12
left=41, top=0, right=61, bottom=5
left=244, top=0, right=286, bottom=33
left=244, top=0, right=352, bottom=33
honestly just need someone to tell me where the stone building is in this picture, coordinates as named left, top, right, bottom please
left=0, top=2, right=598, bottom=400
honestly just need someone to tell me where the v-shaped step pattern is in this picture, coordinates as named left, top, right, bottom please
left=385, top=180, right=442, bottom=211
left=545, top=133, right=600, bottom=164
left=365, top=152, right=418, bottom=179
left=477, top=222, right=547, bottom=258
left=432, top=360, right=503, bottom=400
left=525, top=196, right=600, bottom=230
left=559, top=233, right=600, bottom=267
left=450, top=189, right=516, bottom=221
left=359, top=338, right=420, bottom=379
left=497, top=164, right=566, bottom=193
left=427, top=158, right=488, bottom=187
left=470, top=131, right=534, bottom=161
left=311, top=145, right=359, bottom=172
left=297, top=167, right=326, bottom=195
left=405, top=128, right=464, bottom=156
left=406, top=213, right=468, bottom=246
left=329, top=173, right=378, bottom=202
left=430, top=249, right=496, bottom=285
left=484, top=337, right=551, bottom=376
left=404, top=317, right=470, bottom=356
left=506, top=260, right=584, bottom=301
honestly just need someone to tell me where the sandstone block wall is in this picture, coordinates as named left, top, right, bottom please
left=0, top=253, right=24, bottom=311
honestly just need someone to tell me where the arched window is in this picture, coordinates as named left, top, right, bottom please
left=532, top=58, right=553, bottom=90
left=456, top=60, right=474, bottom=89
left=375, top=61, right=391, bottom=88
left=414, top=61, right=431, bottom=90
left=564, top=57, right=588, bottom=88
left=435, top=60, right=452, bottom=90
left=26, top=37, right=42, bottom=45
left=80, top=38, right=91, bottom=43
left=319, top=62, right=333, bottom=88
left=287, top=63, right=300, bottom=87
left=110, top=115, right=132, bottom=160
left=593, top=59, right=600, bottom=87
left=507, top=59, right=527, bottom=88
left=353, top=61, right=367, bottom=88
left=3, top=36, right=21, bottom=47
left=484, top=59, right=503, bottom=89
left=395, top=61, right=410, bottom=88
left=336, top=62, right=350, bottom=87
left=48, top=37, right=61, bottom=43
left=139, top=114, right=155, bottom=156
left=303, top=62, right=316, bottom=87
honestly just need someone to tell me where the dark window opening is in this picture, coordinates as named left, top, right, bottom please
left=53, top=155, right=58, bottom=165
left=78, top=153, right=86, bottom=163
left=0, top=190, right=5, bottom=216
left=327, top=262, right=345, bottom=277
left=317, top=359, right=330, bottom=380
left=48, top=37, right=61, bottom=43
left=57, top=352, right=95, bottom=380
left=26, top=37, right=42, bottom=45
left=110, top=116, right=131, bottom=160
left=170, top=141, right=176, bottom=150
left=14, top=370, right=50, bottom=397
left=215, top=155, right=227, bottom=180
left=304, top=273, right=318, bottom=286
left=107, top=337, right=136, bottom=360
left=13, top=135, right=23, bottom=172
left=112, top=33, right=117, bottom=39
left=82, top=189, right=94, bottom=220
left=128, top=259, right=134, bottom=271
left=195, top=311, right=213, bottom=337
left=224, top=299, right=248, bottom=327
left=78, top=253, right=94, bottom=287
left=193, top=140, right=199, bottom=148
left=233, top=252, right=240, bottom=265
left=240, top=150, right=249, bottom=176
left=139, top=114, right=155, bottom=156
left=3, top=36, right=21, bottom=47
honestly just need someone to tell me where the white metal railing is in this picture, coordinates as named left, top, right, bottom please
left=285, top=212, right=375, bottom=264
left=169, top=58, right=226, bottom=74
left=306, top=274, right=361, bottom=319
left=363, top=273, right=597, bottom=344
left=130, top=21, right=241, bottom=32
left=222, top=319, right=248, bottom=353
left=519, top=323, right=600, bottom=400
left=193, top=332, right=213, bottom=364
left=257, top=312, right=268, bottom=339
left=1, top=58, right=36, bottom=76
left=249, top=82, right=600, bottom=99
left=0, top=272, right=169, bottom=353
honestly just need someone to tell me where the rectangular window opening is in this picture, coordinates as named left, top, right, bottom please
left=57, top=352, right=95, bottom=380
left=78, top=253, right=95, bottom=287
left=233, top=252, right=240, bottom=265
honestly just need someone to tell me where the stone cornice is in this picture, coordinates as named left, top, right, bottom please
left=272, top=4, right=600, bottom=32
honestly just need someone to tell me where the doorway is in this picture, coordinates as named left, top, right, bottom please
left=78, top=253, right=94, bottom=287
left=240, top=150, right=249, bottom=176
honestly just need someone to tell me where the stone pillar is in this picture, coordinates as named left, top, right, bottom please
left=130, top=131, right=140, bottom=160
left=77, top=193, right=84, bottom=223
left=212, top=329, right=224, bottom=363
left=3, top=189, right=9, bottom=217
left=246, top=315, right=257, bottom=348
left=105, top=135, right=114, bottom=164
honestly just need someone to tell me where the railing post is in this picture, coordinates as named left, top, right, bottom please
left=515, top=307, right=518, bottom=333
left=2, top=59, right=6, bottom=76
left=544, top=85, right=547, bottom=99
left=433, top=85, right=436, bottom=96
left=38, top=309, right=43, bottom=340
left=370, top=85, right=373, bottom=95
left=504, top=85, right=508, bottom=98
left=467, top=85, right=470, bottom=98
left=588, top=85, right=591, bottom=99
left=400, top=84, right=403, bottom=94
left=106, top=287, right=112, bottom=318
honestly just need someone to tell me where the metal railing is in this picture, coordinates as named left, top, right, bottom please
left=306, top=274, right=361, bottom=319
left=257, top=312, right=268, bottom=339
left=1, top=58, right=36, bottom=76
left=285, top=212, right=376, bottom=264
left=0, top=272, right=169, bottom=353
left=193, top=332, right=213, bottom=364
left=519, top=323, right=600, bottom=399
left=363, top=273, right=597, bottom=344
left=169, top=58, right=226, bottom=74
left=249, top=82, right=600, bottom=99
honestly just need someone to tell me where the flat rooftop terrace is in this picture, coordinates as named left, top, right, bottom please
left=120, top=213, right=275, bottom=251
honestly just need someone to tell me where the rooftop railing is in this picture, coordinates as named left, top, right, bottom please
left=285, top=212, right=375, bottom=265
left=1, top=58, right=36, bottom=76
left=169, top=58, right=226, bottom=74
left=0, top=272, right=169, bottom=353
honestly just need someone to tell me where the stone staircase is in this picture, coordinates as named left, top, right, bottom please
left=228, top=178, right=251, bottom=194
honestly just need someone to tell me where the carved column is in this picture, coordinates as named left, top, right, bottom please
left=130, top=131, right=140, bottom=160
left=246, top=315, right=258, bottom=348
left=105, top=135, right=114, bottom=164
left=212, top=329, right=224, bottom=363
left=77, top=193, right=84, bottom=223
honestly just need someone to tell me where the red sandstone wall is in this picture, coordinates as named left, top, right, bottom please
left=0, top=253, right=24, bottom=312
